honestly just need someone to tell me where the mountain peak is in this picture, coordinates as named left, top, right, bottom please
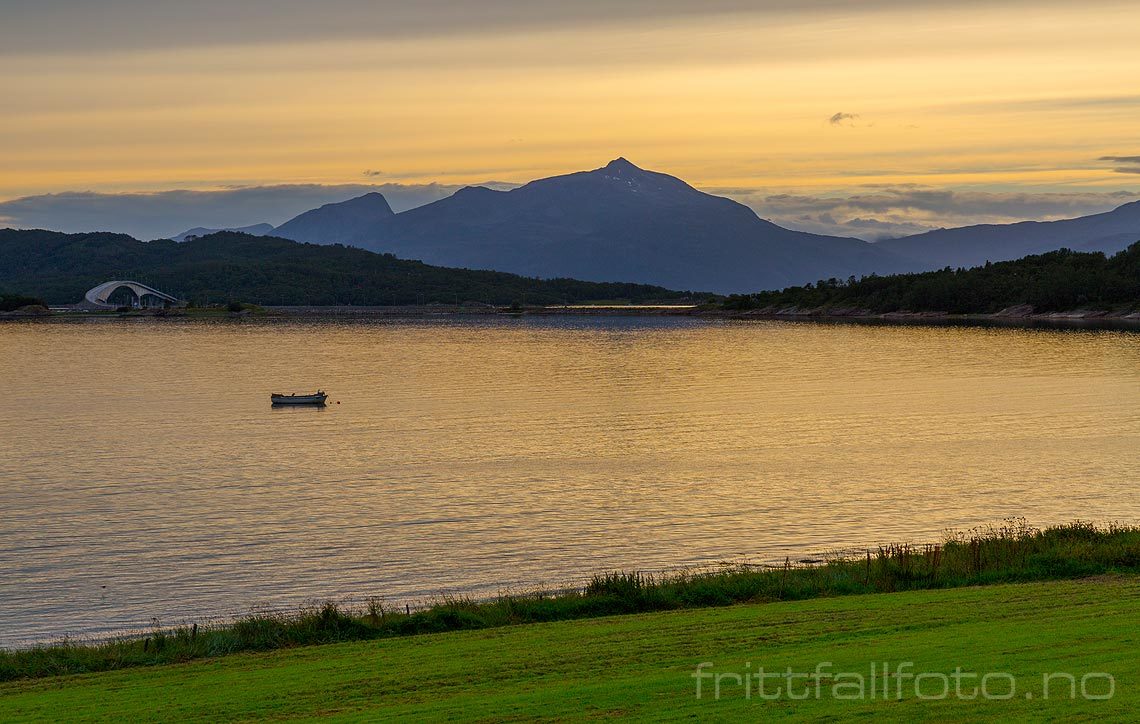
left=602, top=157, right=641, bottom=173
left=581, top=156, right=709, bottom=200
left=454, top=185, right=500, bottom=197
left=345, top=192, right=393, bottom=210
left=272, top=191, right=394, bottom=244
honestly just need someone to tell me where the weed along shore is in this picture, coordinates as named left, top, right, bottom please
left=2, top=579, right=1138, bottom=720
left=2, top=521, right=1138, bottom=684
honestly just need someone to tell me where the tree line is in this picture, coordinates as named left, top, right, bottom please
left=723, top=243, right=1140, bottom=314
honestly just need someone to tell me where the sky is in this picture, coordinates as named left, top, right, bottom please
left=2, top=0, right=1139, bottom=239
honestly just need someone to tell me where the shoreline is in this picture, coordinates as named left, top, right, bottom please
left=8, top=303, right=1140, bottom=330
left=3, top=521, right=1137, bottom=680
left=696, top=308, right=1140, bottom=330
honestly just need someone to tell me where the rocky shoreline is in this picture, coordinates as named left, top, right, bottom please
left=0, top=304, right=51, bottom=318
left=703, top=303, right=1140, bottom=327
left=7, top=303, right=1140, bottom=328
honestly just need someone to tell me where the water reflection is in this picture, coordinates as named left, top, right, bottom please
left=0, top=316, right=1137, bottom=644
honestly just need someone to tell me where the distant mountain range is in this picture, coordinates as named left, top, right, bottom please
left=877, top=201, right=1140, bottom=270
left=269, top=159, right=902, bottom=293
left=11, top=159, right=1140, bottom=295
left=263, top=159, right=1140, bottom=293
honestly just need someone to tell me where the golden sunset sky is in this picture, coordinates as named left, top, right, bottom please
left=2, top=0, right=1139, bottom=237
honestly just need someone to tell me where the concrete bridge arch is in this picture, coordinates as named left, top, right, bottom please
left=82, top=281, right=183, bottom=309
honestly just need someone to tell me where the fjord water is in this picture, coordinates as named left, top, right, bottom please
left=1, top=316, right=1138, bottom=645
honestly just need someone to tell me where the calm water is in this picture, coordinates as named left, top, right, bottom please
left=1, top=316, right=1138, bottom=645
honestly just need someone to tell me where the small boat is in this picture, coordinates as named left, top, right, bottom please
left=271, top=390, right=328, bottom=406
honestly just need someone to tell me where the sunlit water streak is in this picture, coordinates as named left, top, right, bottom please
left=1, top=316, right=1138, bottom=645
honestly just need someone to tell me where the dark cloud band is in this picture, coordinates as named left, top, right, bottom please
left=1, top=0, right=1077, bottom=56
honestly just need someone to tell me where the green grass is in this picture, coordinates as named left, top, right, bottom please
left=4, top=520, right=1140, bottom=684
left=1, top=576, right=1136, bottom=721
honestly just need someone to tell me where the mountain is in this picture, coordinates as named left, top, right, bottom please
left=879, top=200, right=1140, bottom=270
left=0, top=229, right=701, bottom=306
left=171, top=223, right=274, bottom=242
left=273, top=159, right=905, bottom=293
left=273, top=192, right=394, bottom=245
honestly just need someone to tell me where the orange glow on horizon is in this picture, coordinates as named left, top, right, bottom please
left=2, top=1, right=1139, bottom=200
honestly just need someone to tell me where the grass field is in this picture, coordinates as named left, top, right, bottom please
left=7, top=520, right=1138, bottom=683
left=2, top=576, right=1136, bottom=721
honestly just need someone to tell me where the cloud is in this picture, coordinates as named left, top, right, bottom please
left=828, top=112, right=859, bottom=126
left=1099, top=155, right=1140, bottom=174
left=1, top=1, right=1049, bottom=57
left=709, top=186, right=1139, bottom=240
left=0, top=183, right=515, bottom=240
left=362, top=169, right=385, bottom=177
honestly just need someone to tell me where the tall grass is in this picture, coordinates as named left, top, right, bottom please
left=3, top=520, right=1138, bottom=682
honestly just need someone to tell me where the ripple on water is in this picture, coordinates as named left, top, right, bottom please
left=1, top=316, right=1138, bottom=645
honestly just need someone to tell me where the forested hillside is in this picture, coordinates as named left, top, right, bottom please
left=723, top=243, right=1140, bottom=314
left=0, top=229, right=702, bottom=306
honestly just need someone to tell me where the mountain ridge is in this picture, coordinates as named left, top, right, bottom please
left=25, top=159, right=1138, bottom=295
left=172, top=223, right=274, bottom=242
left=274, top=158, right=905, bottom=293
left=876, top=199, right=1140, bottom=269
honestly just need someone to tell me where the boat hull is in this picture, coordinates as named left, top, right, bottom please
left=271, top=393, right=328, bottom=406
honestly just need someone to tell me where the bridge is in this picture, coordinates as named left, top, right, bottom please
left=82, top=280, right=184, bottom=309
